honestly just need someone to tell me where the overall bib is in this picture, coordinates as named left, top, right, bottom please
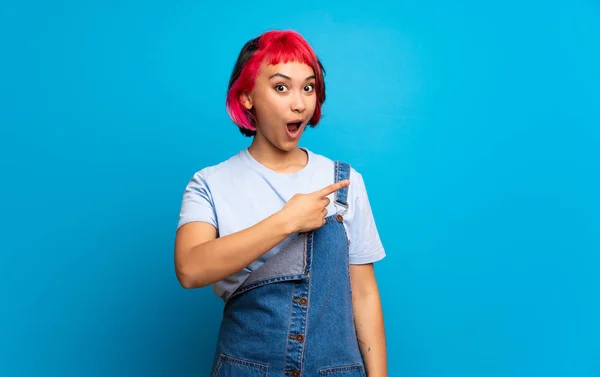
left=211, top=161, right=365, bottom=377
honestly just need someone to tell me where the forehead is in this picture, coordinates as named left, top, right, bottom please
left=258, top=60, right=315, bottom=80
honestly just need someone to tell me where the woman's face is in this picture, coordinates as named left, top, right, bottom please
left=241, top=61, right=317, bottom=152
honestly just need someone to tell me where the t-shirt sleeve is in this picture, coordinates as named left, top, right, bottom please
left=177, top=171, right=218, bottom=230
left=347, top=170, right=386, bottom=265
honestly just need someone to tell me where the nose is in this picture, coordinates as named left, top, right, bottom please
left=290, top=91, right=306, bottom=113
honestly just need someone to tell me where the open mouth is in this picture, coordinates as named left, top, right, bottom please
left=286, top=121, right=303, bottom=138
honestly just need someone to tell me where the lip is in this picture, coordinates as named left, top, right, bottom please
left=285, top=120, right=305, bottom=140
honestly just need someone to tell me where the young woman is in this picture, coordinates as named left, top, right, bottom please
left=175, top=30, right=387, bottom=377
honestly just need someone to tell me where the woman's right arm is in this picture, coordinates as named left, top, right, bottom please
left=175, top=210, right=294, bottom=289
left=174, top=180, right=350, bottom=289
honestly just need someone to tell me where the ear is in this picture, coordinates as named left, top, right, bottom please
left=239, top=92, right=253, bottom=110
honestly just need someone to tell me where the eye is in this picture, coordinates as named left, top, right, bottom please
left=274, top=84, right=288, bottom=92
left=304, top=84, right=315, bottom=93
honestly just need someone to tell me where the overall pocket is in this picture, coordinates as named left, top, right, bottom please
left=320, top=364, right=366, bottom=377
left=211, top=354, right=268, bottom=377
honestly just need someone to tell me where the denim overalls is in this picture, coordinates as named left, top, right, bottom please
left=210, top=161, right=365, bottom=377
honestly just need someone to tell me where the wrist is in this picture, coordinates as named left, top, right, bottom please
left=274, top=208, right=297, bottom=236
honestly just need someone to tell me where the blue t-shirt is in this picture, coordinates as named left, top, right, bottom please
left=177, top=147, right=386, bottom=300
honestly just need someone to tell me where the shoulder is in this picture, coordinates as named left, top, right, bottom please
left=307, top=149, right=366, bottom=192
left=186, top=150, right=247, bottom=186
left=306, top=149, right=363, bottom=177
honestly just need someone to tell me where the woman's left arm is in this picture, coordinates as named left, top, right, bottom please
left=350, top=263, right=388, bottom=377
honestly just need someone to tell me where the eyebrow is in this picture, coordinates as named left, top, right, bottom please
left=268, top=73, right=316, bottom=81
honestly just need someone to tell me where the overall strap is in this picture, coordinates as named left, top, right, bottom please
left=334, top=161, right=351, bottom=209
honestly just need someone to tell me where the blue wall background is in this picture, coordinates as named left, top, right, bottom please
left=1, top=1, right=599, bottom=376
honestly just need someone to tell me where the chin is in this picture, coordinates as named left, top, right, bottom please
left=271, top=135, right=302, bottom=152
left=278, top=142, right=300, bottom=152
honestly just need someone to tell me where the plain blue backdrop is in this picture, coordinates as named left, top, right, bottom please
left=1, top=1, right=599, bottom=376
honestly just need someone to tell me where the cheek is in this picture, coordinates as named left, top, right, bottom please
left=260, top=95, right=288, bottom=116
left=250, top=93, right=271, bottom=119
left=253, top=101, right=283, bottom=131
left=255, top=99, right=274, bottom=116
left=307, top=95, right=318, bottom=111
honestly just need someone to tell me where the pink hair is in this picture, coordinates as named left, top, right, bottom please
left=226, top=30, right=326, bottom=133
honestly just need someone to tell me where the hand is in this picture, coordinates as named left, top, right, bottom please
left=281, top=180, right=350, bottom=233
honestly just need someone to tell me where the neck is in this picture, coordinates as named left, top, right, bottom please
left=247, top=134, right=308, bottom=174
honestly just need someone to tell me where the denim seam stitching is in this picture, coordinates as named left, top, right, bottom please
left=334, top=161, right=350, bottom=209
left=282, top=282, right=295, bottom=366
left=299, top=231, right=314, bottom=374
left=320, top=363, right=363, bottom=375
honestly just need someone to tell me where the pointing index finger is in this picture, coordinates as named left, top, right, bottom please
left=316, top=179, right=350, bottom=197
